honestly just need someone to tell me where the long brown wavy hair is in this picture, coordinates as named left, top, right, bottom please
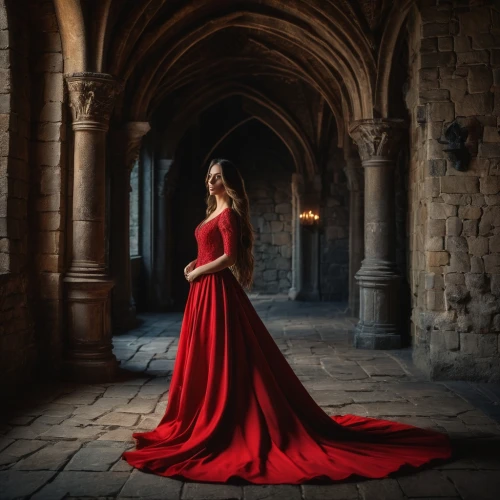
left=205, top=159, right=254, bottom=289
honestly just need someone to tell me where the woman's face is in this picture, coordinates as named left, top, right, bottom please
left=207, top=164, right=225, bottom=196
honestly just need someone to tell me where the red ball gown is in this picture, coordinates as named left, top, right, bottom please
left=122, top=207, right=452, bottom=484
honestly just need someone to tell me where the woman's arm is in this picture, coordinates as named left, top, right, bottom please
left=190, top=253, right=235, bottom=278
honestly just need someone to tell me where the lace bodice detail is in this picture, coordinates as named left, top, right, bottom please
left=195, top=208, right=238, bottom=267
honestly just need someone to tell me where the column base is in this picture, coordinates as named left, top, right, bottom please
left=64, top=277, right=118, bottom=383
left=354, top=329, right=402, bottom=349
left=355, top=261, right=402, bottom=350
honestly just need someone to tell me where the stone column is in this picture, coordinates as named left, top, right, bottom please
left=110, top=122, right=151, bottom=333
left=63, top=73, right=122, bottom=383
left=152, top=159, right=174, bottom=309
left=349, top=118, right=406, bottom=349
left=344, top=157, right=364, bottom=317
left=288, top=173, right=304, bottom=300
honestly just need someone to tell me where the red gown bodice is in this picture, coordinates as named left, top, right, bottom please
left=194, top=207, right=237, bottom=267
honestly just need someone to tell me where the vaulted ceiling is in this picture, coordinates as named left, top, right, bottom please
left=54, top=0, right=413, bottom=173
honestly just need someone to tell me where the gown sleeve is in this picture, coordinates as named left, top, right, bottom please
left=218, top=209, right=238, bottom=260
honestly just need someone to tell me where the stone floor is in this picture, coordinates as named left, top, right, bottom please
left=2, top=296, right=500, bottom=500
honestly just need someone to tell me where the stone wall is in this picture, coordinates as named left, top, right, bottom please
left=247, top=175, right=292, bottom=293
left=246, top=163, right=349, bottom=299
left=406, top=6, right=428, bottom=361
left=1, top=0, right=66, bottom=394
left=0, top=0, right=36, bottom=393
left=408, top=1, right=500, bottom=381
left=28, top=0, right=66, bottom=377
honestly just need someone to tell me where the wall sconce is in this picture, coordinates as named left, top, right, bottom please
left=437, top=120, right=470, bottom=172
left=299, top=210, right=320, bottom=226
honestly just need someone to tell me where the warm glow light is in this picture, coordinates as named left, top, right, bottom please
left=299, top=210, right=320, bottom=225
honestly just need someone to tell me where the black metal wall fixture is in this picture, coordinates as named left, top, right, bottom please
left=438, top=120, right=470, bottom=172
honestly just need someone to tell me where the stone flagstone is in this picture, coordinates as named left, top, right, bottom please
left=96, top=412, right=140, bottom=427
left=119, top=469, right=182, bottom=499
left=243, top=484, right=301, bottom=500
left=64, top=441, right=129, bottom=472
left=0, top=471, right=56, bottom=499
left=31, top=471, right=130, bottom=499
left=181, top=483, right=242, bottom=500
left=13, top=441, right=82, bottom=471
left=0, top=440, right=47, bottom=465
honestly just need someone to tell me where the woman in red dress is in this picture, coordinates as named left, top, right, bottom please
left=122, top=159, right=452, bottom=484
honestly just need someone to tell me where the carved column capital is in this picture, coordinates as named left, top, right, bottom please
left=66, top=73, right=123, bottom=132
left=348, top=119, right=406, bottom=163
left=111, top=121, right=151, bottom=173
left=344, top=157, right=364, bottom=192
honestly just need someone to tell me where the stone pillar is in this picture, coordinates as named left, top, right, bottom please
left=288, top=173, right=304, bottom=300
left=63, top=73, right=122, bottom=382
left=349, top=118, right=406, bottom=349
left=110, top=122, right=151, bottom=333
left=344, top=157, right=364, bottom=317
left=152, top=159, right=174, bottom=309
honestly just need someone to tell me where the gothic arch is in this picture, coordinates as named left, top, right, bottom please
left=111, top=2, right=374, bottom=81
left=164, top=83, right=318, bottom=178
left=201, top=116, right=302, bottom=177
left=375, top=0, right=415, bottom=117
left=52, top=0, right=86, bottom=73
left=52, top=1, right=378, bottom=126
left=148, top=56, right=345, bottom=146
left=201, top=117, right=255, bottom=168
left=123, top=12, right=370, bottom=122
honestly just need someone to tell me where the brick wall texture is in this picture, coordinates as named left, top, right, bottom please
left=248, top=175, right=294, bottom=294
left=0, top=0, right=36, bottom=393
left=408, top=2, right=500, bottom=381
left=0, top=0, right=66, bottom=394
left=28, top=0, right=66, bottom=378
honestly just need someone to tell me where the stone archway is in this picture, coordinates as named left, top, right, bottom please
left=114, top=3, right=375, bottom=123
left=166, top=85, right=319, bottom=178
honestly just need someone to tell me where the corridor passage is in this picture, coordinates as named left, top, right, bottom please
left=2, top=297, right=500, bottom=500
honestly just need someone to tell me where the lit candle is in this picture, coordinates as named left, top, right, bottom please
left=299, top=210, right=320, bottom=225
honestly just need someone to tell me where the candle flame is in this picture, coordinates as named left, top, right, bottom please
left=299, top=210, right=320, bottom=225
